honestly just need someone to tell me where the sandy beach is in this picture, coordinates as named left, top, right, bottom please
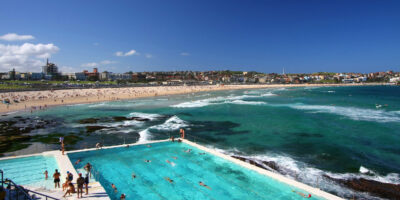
left=0, top=83, right=385, bottom=114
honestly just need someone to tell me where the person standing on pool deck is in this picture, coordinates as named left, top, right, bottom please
left=84, top=162, right=92, bottom=178
left=61, top=142, right=65, bottom=155
left=84, top=173, right=90, bottom=195
left=53, top=169, right=61, bottom=188
left=77, top=173, right=85, bottom=198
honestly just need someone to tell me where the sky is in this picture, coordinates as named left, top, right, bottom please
left=0, top=0, right=399, bottom=73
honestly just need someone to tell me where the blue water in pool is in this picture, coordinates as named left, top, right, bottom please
left=0, top=155, right=59, bottom=189
left=69, top=142, right=323, bottom=200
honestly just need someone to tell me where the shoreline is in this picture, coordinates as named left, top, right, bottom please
left=0, top=83, right=390, bottom=114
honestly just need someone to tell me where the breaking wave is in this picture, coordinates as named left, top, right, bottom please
left=128, top=112, right=163, bottom=121
left=171, top=95, right=266, bottom=108
left=285, top=103, right=400, bottom=123
left=213, top=147, right=399, bottom=199
left=137, top=116, right=188, bottom=142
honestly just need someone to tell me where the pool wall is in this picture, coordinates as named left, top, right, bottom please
left=1, top=138, right=343, bottom=200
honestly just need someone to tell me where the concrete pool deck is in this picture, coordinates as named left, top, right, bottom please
left=1, top=139, right=343, bottom=200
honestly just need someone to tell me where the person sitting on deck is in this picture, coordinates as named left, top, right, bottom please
left=164, top=177, right=174, bottom=183
left=62, top=177, right=70, bottom=191
left=199, top=181, right=211, bottom=190
left=63, top=182, right=76, bottom=197
left=170, top=136, right=175, bottom=142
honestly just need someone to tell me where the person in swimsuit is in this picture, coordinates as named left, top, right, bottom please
left=132, top=172, right=136, bottom=179
left=63, top=182, right=75, bottom=197
left=44, top=170, right=48, bottom=180
left=164, top=177, right=174, bottom=183
left=199, top=181, right=211, bottom=190
left=62, top=177, right=70, bottom=191
left=120, top=193, right=126, bottom=200
left=84, top=173, right=89, bottom=195
left=75, top=159, right=81, bottom=165
left=292, top=190, right=312, bottom=198
left=144, top=160, right=151, bottom=163
left=84, top=163, right=92, bottom=178
left=77, top=173, right=85, bottom=198
left=111, top=183, right=117, bottom=193
left=53, top=169, right=61, bottom=188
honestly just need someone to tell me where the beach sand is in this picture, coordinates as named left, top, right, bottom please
left=0, top=83, right=382, bottom=114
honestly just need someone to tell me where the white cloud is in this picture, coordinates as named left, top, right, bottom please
left=115, top=49, right=137, bottom=57
left=81, top=62, right=99, bottom=67
left=100, top=60, right=117, bottom=65
left=145, top=53, right=153, bottom=58
left=180, top=52, right=190, bottom=56
left=0, top=33, right=35, bottom=41
left=0, top=43, right=59, bottom=72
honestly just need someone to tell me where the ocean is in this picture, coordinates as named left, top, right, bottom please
left=2, top=85, right=400, bottom=199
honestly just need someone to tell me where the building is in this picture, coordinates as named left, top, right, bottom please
left=42, top=59, right=58, bottom=75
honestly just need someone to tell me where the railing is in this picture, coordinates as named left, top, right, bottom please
left=0, top=171, right=59, bottom=200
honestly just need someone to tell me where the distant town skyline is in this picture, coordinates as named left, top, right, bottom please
left=1, top=0, right=400, bottom=73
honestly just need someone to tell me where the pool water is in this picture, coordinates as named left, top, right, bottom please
left=69, top=142, right=324, bottom=200
left=0, top=155, right=59, bottom=190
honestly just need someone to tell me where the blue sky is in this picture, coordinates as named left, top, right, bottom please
left=0, top=0, right=399, bottom=73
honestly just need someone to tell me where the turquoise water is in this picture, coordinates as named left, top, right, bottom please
left=4, top=85, right=400, bottom=199
left=0, top=155, right=59, bottom=189
left=69, top=142, right=323, bottom=200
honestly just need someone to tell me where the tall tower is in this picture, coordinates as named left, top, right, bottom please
left=282, top=67, right=285, bottom=75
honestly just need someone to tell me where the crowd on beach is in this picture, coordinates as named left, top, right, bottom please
left=0, top=84, right=287, bottom=113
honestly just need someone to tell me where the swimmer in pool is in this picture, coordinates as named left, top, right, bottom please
left=172, top=156, right=178, bottom=160
left=199, top=181, right=211, bottom=190
left=144, top=160, right=151, bottom=163
left=132, top=173, right=136, bottom=179
left=292, top=190, right=311, bottom=198
left=164, top=177, right=174, bottom=183
left=185, top=149, right=192, bottom=153
left=111, top=183, right=117, bottom=193
left=75, top=159, right=81, bottom=165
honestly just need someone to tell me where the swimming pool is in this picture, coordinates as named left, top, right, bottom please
left=0, top=155, right=59, bottom=190
left=69, top=142, right=326, bottom=200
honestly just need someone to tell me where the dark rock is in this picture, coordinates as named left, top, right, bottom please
left=231, top=155, right=281, bottom=173
left=130, top=117, right=150, bottom=122
left=113, top=116, right=128, bottom=122
left=324, top=175, right=400, bottom=199
left=85, top=126, right=107, bottom=133
left=78, top=118, right=99, bottom=124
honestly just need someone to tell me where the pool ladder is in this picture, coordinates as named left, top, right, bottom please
left=0, top=170, right=59, bottom=200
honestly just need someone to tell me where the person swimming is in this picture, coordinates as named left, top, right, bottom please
left=199, top=181, right=211, bottom=190
left=111, top=183, right=117, bottom=192
left=164, top=177, right=174, bottom=183
left=166, top=160, right=176, bottom=166
left=75, top=159, right=81, bottom=165
left=146, top=144, right=151, bottom=148
left=172, top=156, right=178, bottom=160
left=292, top=190, right=312, bottom=198
left=144, top=160, right=151, bottom=163
left=185, top=149, right=192, bottom=153
left=199, top=152, right=206, bottom=155
left=132, top=172, right=136, bottom=179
